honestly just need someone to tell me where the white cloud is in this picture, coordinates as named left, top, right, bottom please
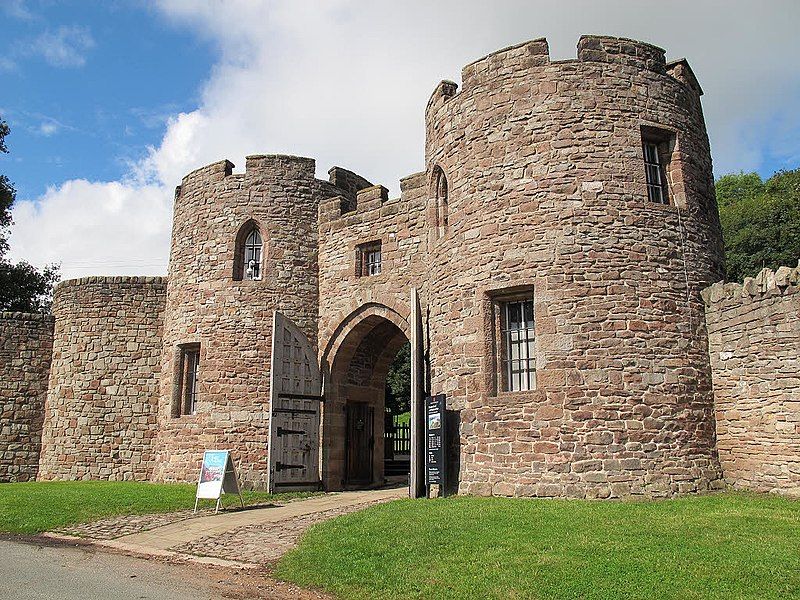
left=29, top=26, right=95, bottom=68
left=8, top=0, right=800, bottom=279
left=37, top=121, right=60, bottom=137
left=2, top=0, right=34, bottom=21
left=10, top=180, right=172, bottom=277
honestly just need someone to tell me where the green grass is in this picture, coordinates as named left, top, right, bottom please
left=276, top=493, right=800, bottom=600
left=0, top=481, right=315, bottom=535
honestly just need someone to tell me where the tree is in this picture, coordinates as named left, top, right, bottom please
left=717, top=169, right=800, bottom=282
left=385, top=342, right=411, bottom=417
left=0, top=118, right=59, bottom=312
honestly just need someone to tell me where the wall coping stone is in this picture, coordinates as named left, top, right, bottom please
left=55, top=276, right=168, bottom=292
left=0, top=311, right=55, bottom=322
left=702, top=261, right=800, bottom=305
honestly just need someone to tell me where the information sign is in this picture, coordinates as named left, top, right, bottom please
left=425, top=394, right=446, bottom=490
left=194, top=450, right=244, bottom=513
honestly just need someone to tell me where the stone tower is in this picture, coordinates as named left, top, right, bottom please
left=152, top=155, right=335, bottom=487
left=423, top=36, right=724, bottom=497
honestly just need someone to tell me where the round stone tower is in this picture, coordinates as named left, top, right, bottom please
left=423, top=36, right=724, bottom=498
left=152, top=155, right=325, bottom=487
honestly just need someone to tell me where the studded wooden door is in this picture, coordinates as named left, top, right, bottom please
left=267, top=311, right=323, bottom=492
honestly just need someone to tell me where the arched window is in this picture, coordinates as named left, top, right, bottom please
left=233, top=219, right=264, bottom=281
left=431, top=166, right=449, bottom=235
left=243, top=228, right=262, bottom=280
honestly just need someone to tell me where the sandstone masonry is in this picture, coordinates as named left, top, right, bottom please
left=38, top=277, right=166, bottom=481
left=0, top=312, right=53, bottom=482
left=703, top=264, right=800, bottom=496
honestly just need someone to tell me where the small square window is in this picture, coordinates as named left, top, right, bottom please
left=356, top=242, right=382, bottom=277
left=172, top=344, right=200, bottom=417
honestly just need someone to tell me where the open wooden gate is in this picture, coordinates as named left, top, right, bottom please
left=267, top=311, right=323, bottom=492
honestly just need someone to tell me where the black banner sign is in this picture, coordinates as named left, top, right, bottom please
left=426, top=394, right=446, bottom=488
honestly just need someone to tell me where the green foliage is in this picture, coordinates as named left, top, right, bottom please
left=277, top=493, right=800, bottom=600
left=718, top=169, right=800, bottom=281
left=384, top=342, right=410, bottom=416
left=0, top=117, right=59, bottom=312
left=0, top=480, right=317, bottom=534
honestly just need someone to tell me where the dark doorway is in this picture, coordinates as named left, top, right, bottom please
left=345, top=402, right=374, bottom=485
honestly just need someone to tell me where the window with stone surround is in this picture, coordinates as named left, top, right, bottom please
left=172, top=343, right=200, bottom=417
left=356, top=241, right=382, bottom=277
left=641, top=126, right=676, bottom=205
left=487, top=288, right=537, bottom=394
left=233, top=220, right=264, bottom=281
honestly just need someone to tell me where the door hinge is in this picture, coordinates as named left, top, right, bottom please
left=276, top=461, right=306, bottom=472
left=277, top=426, right=306, bottom=437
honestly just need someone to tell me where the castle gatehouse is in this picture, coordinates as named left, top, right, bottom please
left=2, top=36, right=798, bottom=498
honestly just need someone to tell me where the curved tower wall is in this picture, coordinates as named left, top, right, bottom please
left=153, top=155, right=335, bottom=487
left=38, top=277, right=166, bottom=481
left=423, top=36, right=723, bottom=498
left=0, top=312, right=54, bottom=482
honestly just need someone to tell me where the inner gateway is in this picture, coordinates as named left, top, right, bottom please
left=324, top=314, right=411, bottom=490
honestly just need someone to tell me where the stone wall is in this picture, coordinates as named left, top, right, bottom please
left=703, top=265, right=800, bottom=496
left=0, top=312, right=54, bottom=482
left=38, top=277, right=166, bottom=481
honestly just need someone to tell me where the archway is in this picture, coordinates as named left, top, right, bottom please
left=322, top=309, right=412, bottom=491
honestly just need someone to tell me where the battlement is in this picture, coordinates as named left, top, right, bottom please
left=702, top=262, right=800, bottom=306
left=432, top=35, right=698, bottom=116
left=319, top=171, right=426, bottom=225
left=244, top=154, right=315, bottom=179
left=178, top=154, right=316, bottom=195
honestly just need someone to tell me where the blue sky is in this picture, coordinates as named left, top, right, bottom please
left=2, top=0, right=799, bottom=278
left=2, top=1, right=213, bottom=200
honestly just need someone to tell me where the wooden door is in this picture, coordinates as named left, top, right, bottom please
left=267, top=311, right=323, bottom=492
left=345, top=402, right=374, bottom=485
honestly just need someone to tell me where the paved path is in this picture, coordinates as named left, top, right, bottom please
left=78, top=487, right=407, bottom=565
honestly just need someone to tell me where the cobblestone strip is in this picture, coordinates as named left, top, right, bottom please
left=171, top=499, right=391, bottom=564
left=55, top=503, right=281, bottom=540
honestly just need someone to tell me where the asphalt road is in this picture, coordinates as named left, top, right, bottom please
left=0, top=538, right=224, bottom=600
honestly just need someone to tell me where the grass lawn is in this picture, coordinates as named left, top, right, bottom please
left=276, top=492, right=800, bottom=600
left=0, top=481, right=314, bottom=535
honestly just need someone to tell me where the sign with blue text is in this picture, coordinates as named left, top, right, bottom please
left=195, top=450, right=244, bottom=513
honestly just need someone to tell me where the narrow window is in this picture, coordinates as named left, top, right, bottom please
left=244, top=228, right=262, bottom=280
left=172, top=344, right=200, bottom=417
left=501, top=299, right=535, bottom=392
left=643, top=142, right=668, bottom=204
left=435, top=168, right=448, bottom=229
left=356, top=241, right=382, bottom=277
left=430, top=166, right=449, bottom=237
